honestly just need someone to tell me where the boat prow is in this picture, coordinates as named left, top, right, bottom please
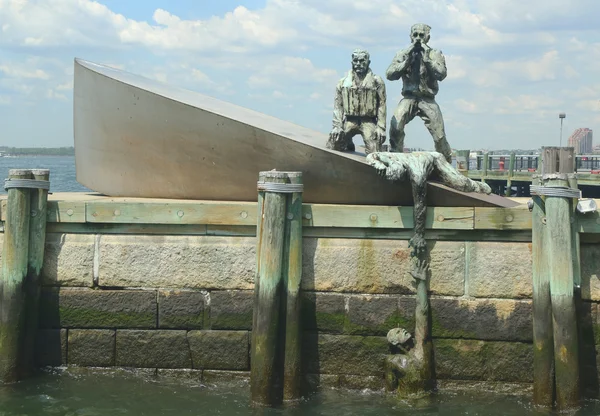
left=73, top=58, right=516, bottom=207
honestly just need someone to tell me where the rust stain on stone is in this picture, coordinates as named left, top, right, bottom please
left=393, top=250, right=409, bottom=261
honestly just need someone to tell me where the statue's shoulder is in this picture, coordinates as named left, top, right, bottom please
left=429, top=47, right=445, bottom=57
left=394, top=47, right=411, bottom=57
left=338, top=71, right=352, bottom=87
left=372, top=73, right=386, bottom=86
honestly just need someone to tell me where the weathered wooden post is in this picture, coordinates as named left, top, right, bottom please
left=531, top=147, right=580, bottom=410
left=505, top=152, right=516, bottom=196
left=0, top=169, right=33, bottom=382
left=282, top=172, right=303, bottom=402
left=482, top=152, right=489, bottom=184
left=22, top=169, right=50, bottom=376
left=456, top=150, right=470, bottom=176
left=251, top=171, right=303, bottom=406
left=546, top=175, right=579, bottom=409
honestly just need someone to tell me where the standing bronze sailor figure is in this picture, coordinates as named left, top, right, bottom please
left=327, top=49, right=387, bottom=155
left=386, top=24, right=452, bottom=162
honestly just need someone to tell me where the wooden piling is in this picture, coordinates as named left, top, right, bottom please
left=251, top=171, right=303, bottom=407
left=482, top=152, right=489, bottom=184
left=532, top=146, right=580, bottom=410
left=532, top=176, right=554, bottom=407
left=0, top=169, right=33, bottom=382
left=282, top=172, right=303, bottom=402
left=456, top=150, right=470, bottom=176
left=505, top=152, right=516, bottom=196
left=22, top=169, right=50, bottom=376
left=545, top=175, right=579, bottom=409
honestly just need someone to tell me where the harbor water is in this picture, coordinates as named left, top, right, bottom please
left=0, top=155, right=598, bottom=414
left=4, top=369, right=600, bottom=416
left=0, top=156, right=88, bottom=194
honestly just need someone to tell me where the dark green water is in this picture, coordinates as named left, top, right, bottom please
left=1, top=370, right=599, bottom=416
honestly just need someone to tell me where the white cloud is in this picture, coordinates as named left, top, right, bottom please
left=56, top=80, right=73, bottom=91
left=454, top=99, right=482, bottom=114
left=246, top=56, right=338, bottom=89
left=0, top=95, right=11, bottom=105
left=494, top=94, right=561, bottom=115
left=0, top=64, right=49, bottom=80
left=445, top=55, right=467, bottom=80
left=0, top=0, right=554, bottom=54
left=45, top=89, right=67, bottom=101
left=0, top=0, right=599, bottom=149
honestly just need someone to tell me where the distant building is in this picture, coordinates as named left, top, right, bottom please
left=568, top=128, right=593, bottom=154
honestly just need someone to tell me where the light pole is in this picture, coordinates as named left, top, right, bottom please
left=559, top=112, right=566, bottom=147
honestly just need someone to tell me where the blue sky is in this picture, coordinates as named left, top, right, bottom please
left=1, top=0, right=599, bottom=151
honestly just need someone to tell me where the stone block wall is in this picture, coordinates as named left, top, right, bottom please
left=29, top=233, right=600, bottom=389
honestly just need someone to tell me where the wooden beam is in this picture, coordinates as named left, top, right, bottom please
left=85, top=201, right=256, bottom=225
left=46, top=201, right=86, bottom=223
left=302, top=205, right=474, bottom=229
left=576, top=211, right=600, bottom=234
left=15, top=198, right=600, bottom=235
left=474, top=207, right=532, bottom=230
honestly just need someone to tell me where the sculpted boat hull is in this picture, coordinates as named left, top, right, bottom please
left=73, top=59, right=515, bottom=207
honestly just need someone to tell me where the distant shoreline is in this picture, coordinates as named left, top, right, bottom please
left=0, top=147, right=74, bottom=157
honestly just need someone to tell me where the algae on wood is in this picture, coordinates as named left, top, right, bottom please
left=531, top=181, right=554, bottom=407
left=0, top=170, right=33, bottom=382
left=282, top=173, right=303, bottom=402
left=531, top=147, right=582, bottom=411
left=22, top=169, right=50, bottom=377
left=251, top=171, right=303, bottom=407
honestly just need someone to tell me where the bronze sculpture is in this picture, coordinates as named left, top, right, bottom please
left=386, top=24, right=452, bottom=163
left=368, top=150, right=491, bottom=395
left=327, top=49, right=387, bottom=155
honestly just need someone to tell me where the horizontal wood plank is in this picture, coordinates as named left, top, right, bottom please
left=304, top=227, right=531, bottom=241
left=47, top=223, right=208, bottom=235
left=47, top=201, right=86, bottom=223
left=474, top=207, right=532, bottom=230
left=302, top=205, right=473, bottom=229
left=426, top=207, right=474, bottom=230
left=577, top=212, right=600, bottom=234
left=302, top=205, right=412, bottom=228
left=41, top=223, right=531, bottom=241
left=85, top=202, right=256, bottom=225
left=0, top=198, right=565, bottom=234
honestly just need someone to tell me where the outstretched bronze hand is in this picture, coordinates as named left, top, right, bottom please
left=410, top=258, right=429, bottom=281
left=409, top=234, right=427, bottom=258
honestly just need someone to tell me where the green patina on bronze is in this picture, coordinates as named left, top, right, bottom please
left=367, top=149, right=491, bottom=397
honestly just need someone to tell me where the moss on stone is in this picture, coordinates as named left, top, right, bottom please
left=345, top=311, right=405, bottom=336
left=592, top=323, right=600, bottom=346
left=314, top=311, right=346, bottom=333
left=434, top=339, right=533, bottom=383
left=160, top=313, right=203, bottom=330
left=59, top=306, right=156, bottom=328
left=211, top=312, right=252, bottom=331
left=430, top=312, right=478, bottom=340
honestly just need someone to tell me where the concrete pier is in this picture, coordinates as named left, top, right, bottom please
left=0, top=192, right=598, bottom=392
